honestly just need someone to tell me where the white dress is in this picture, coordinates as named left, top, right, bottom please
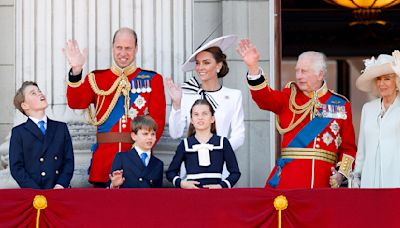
left=354, top=96, right=400, bottom=188
left=169, top=85, right=245, bottom=151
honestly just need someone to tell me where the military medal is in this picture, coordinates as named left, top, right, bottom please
left=338, top=105, right=347, bottom=119
left=136, top=80, right=142, bottom=93
left=134, top=95, right=146, bottom=109
left=330, top=120, right=340, bottom=135
left=322, top=132, right=333, bottom=146
left=319, top=103, right=347, bottom=120
left=128, top=107, right=138, bottom=120
left=142, top=80, right=147, bottom=93
left=130, top=80, right=137, bottom=93
left=146, top=80, right=152, bottom=93
left=335, top=135, right=342, bottom=149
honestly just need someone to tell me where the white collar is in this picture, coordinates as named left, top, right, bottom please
left=29, top=115, right=47, bottom=126
left=134, top=146, right=151, bottom=157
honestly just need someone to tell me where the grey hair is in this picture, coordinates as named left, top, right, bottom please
left=298, top=51, right=328, bottom=77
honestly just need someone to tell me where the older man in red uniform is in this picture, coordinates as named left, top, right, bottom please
left=64, top=28, right=166, bottom=187
left=237, top=39, right=357, bottom=189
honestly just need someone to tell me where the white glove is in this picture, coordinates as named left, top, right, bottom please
left=350, top=172, right=361, bottom=188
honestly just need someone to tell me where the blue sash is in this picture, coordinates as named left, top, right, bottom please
left=97, top=71, right=155, bottom=133
left=89, top=70, right=155, bottom=174
left=288, top=95, right=345, bottom=148
left=267, top=94, right=346, bottom=188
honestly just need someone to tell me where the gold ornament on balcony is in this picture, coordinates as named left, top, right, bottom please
left=325, top=0, right=400, bottom=25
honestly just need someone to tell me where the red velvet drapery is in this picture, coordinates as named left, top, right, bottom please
left=0, top=188, right=397, bottom=228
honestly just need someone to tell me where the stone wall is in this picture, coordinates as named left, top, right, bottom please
left=0, top=0, right=275, bottom=188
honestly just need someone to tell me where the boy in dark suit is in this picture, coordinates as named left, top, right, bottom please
left=9, top=81, right=74, bottom=189
left=109, top=115, right=163, bottom=188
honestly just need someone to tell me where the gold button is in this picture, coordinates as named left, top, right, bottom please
left=316, top=138, right=320, bottom=142
left=315, top=144, right=320, bottom=148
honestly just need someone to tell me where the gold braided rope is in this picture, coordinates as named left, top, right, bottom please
left=94, top=96, right=101, bottom=116
left=276, top=85, right=319, bottom=134
left=86, top=73, right=131, bottom=126
left=88, top=73, right=121, bottom=96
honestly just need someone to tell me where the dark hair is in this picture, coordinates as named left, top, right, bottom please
left=112, top=27, right=138, bottom=46
left=187, top=99, right=217, bottom=137
left=131, top=115, right=158, bottom=134
left=14, top=81, right=39, bottom=116
left=203, top=46, right=229, bottom=78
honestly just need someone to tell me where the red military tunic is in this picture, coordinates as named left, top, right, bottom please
left=67, top=62, right=166, bottom=183
left=248, top=76, right=357, bottom=189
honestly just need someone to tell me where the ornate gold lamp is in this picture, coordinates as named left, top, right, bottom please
left=325, top=0, right=400, bottom=25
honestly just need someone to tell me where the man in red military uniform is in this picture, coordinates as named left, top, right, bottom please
left=237, top=39, right=357, bottom=189
left=64, top=28, right=166, bottom=187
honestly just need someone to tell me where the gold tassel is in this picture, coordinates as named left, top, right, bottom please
left=33, top=195, right=47, bottom=228
left=274, top=195, right=288, bottom=228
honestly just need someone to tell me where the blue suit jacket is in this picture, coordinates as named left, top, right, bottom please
left=9, top=118, right=74, bottom=189
left=110, top=148, right=163, bottom=188
left=166, top=134, right=241, bottom=188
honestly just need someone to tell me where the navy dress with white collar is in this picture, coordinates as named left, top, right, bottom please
left=166, top=134, right=241, bottom=188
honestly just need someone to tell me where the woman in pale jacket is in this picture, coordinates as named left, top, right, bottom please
left=354, top=51, right=400, bottom=188
left=165, top=35, right=245, bottom=180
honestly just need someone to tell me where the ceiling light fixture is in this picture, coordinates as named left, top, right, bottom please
left=325, top=0, right=400, bottom=25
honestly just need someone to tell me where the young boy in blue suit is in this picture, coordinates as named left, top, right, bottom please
left=9, top=81, right=74, bottom=189
left=109, top=115, right=163, bottom=188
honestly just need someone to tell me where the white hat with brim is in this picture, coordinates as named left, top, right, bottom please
left=181, top=35, right=238, bottom=72
left=356, top=54, right=397, bottom=93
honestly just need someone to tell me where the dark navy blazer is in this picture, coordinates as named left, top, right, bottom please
left=110, top=148, right=164, bottom=188
left=9, top=118, right=74, bottom=189
left=166, top=134, right=241, bottom=188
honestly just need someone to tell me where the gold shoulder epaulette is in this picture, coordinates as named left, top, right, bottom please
left=329, top=90, right=350, bottom=102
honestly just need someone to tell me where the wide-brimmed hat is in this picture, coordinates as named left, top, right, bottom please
left=356, top=54, right=397, bottom=93
left=181, top=35, right=238, bottom=72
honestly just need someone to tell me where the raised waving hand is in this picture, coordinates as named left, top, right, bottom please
left=63, top=39, right=88, bottom=75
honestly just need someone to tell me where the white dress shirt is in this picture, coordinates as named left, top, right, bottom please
left=135, top=146, right=151, bottom=166
left=29, top=115, right=48, bottom=130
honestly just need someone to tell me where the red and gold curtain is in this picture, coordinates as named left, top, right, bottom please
left=0, top=188, right=397, bottom=227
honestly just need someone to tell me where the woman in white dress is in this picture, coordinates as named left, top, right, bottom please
left=354, top=51, right=400, bottom=188
left=166, top=35, right=245, bottom=151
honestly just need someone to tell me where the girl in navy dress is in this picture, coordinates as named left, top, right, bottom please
left=166, top=99, right=241, bottom=189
